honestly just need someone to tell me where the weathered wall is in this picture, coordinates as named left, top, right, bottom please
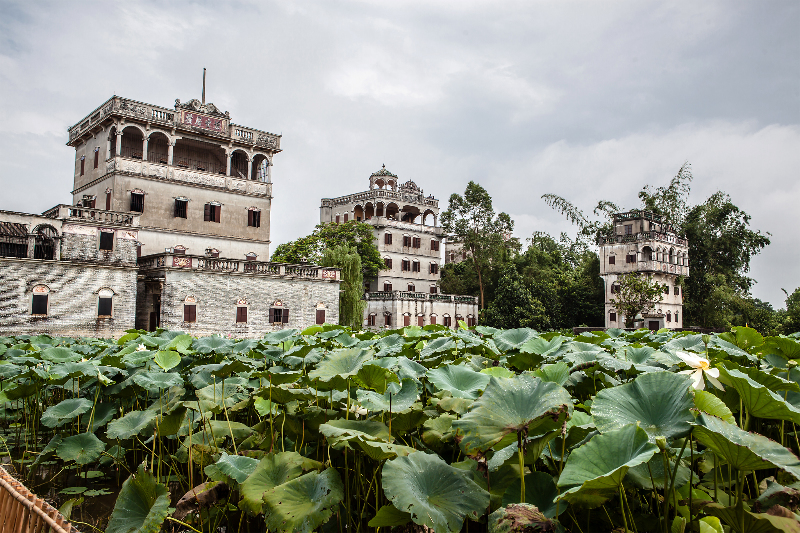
left=364, top=295, right=478, bottom=329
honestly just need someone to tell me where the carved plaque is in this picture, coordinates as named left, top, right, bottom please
left=182, top=111, right=224, bottom=132
left=173, top=256, right=191, bottom=268
left=321, top=269, right=337, bottom=280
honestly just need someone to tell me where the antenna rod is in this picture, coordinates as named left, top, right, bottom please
left=202, top=68, right=206, bottom=104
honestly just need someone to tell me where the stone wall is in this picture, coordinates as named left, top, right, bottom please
left=0, top=258, right=137, bottom=337
left=61, top=229, right=139, bottom=264
left=142, top=269, right=340, bottom=337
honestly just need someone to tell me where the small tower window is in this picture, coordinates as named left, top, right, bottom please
left=316, top=308, right=326, bottom=325
left=130, top=192, right=145, bottom=213
left=204, top=203, right=221, bottom=223
left=236, top=306, right=248, bottom=323
left=248, top=209, right=261, bottom=228
left=98, top=289, right=113, bottom=317
left=174, top=199, right=188, bottom=219
left=430, top=263, right=438, bottom=274
left=407, top=284, right=415, bottom=292
left=384, top=257, right=392, bottom=269
left=431, top=240, right=439, bottom=251
left=31, top=285, right=49, bottom=316
left=99, top=231, right=114, bottom=251
left=94, top=148, right=99, bottom=169
left=368, top=313, right=376, bottom=326
left=384, top=313, right=392, bottom=327
left=383, top=282, right=392, bottom=292
left=80, top=156, right=85, bottom=176
left=608, top=256, right=615, bottom=265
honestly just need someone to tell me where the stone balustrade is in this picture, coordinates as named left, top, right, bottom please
left=598, top=231, right=688, bottom=247
left=42, top=205, right=138, bottom=227
left=366, top=291, right=478, bottom=304
left=138, top=253, right=339, bottom=281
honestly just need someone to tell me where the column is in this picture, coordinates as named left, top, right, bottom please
left=266, top=159, right=272, bottom=183
left=142, top=136, right=149, bottom=162
left=246, top=157, right=253, bottom=181
left=226, top=152, right=232, bottom=176
left=115, top=131, right=123, bottom=156
left=167, top=141, right=175, bottom=165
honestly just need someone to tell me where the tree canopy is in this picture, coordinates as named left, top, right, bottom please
left=322, top=245, right=365, bottom=330
left=271, top=221, right=385, bottom=278
left=610, top=272, right=665, bottom=328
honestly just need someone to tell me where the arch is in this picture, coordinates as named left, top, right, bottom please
left=669, top=248, right=675, bottom=264
left=120, top=125, right=144, bottom=159
left=400, top=205, right=420, bottom=223
left=353, top=204, right=364, bottom=221
left=107, top=126, right=118, bottom=158
left=173, top=137, right=228, bottom=174
left=385, top=203, right=399, bottom=219
left=376, top=202, right=385, bottom=217
left=229, top=149, right=249, bottom=178
left=641, top=246, right=652, bottom=261
left=252, top=153, right=269, bottom=181
left=31, top=284, right=50, bottom=315
left=33, top=224, right=58, bottom=260
left=374, top=178, right=385, bottom=189
left=387, top=179, right=396, bottom=191
left=147, top=131, right=170, bottom=164
left=422, top=209, right=436, bottom=226
left=364, top=202, right=374, bottom=220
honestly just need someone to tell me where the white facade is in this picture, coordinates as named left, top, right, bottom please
left=599, top=211, right=689, bottom=330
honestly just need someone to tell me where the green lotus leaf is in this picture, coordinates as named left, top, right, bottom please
left=357, top=378, right=419, bottom=413
left=192, top=335, right=233, bottom=354
left=57, top=432, right=105, bottom=464
left=50, top=361, right=97, bottom=378
left=240, top=452, right=306, bottom=514
left=33, top=434, right=63, bottom=466
left=422, top=414, right=457, bottom=449
left=334, top=332, right=358, bottom=347
left=308, top=348, right=373, bottom=382
left=205, top=452, right=259, bottom=485
left=692, top=413, right=800, bottom=477
left=488, top=503, right=558, bottom=533
left=153, top=350, right=181, bottom=371
left=617, top=346, right=656, bottom=364
left=368, top=504, right=412, bottom=528
left=626, top=454, right=691, bottom=490
left=532, top=362, right=570, bottom=386
left=108, top=410, right=155, bottom=440
left=693, top=390, right=736, bottom=424
left=591, top=371, right=694, bottom=441
left=263, top=328, right=299, bottom=344
left=719, top=366, right=800, bottom=424
left=501, top=471, right=562, bottom=518
left=382, top=451, right=490, bottom=533
left=356, top=440, right=416, bottom=461
left=132, top=371, right=183, bottom=391
left=663, top=334, right=705, bottom=354
left=481, top=367, right=516, bottom=379
left=263, top=366, right=302, bottom=386
left=41, top=398, right=93, bottom=428
left=376, top=333, right=406, bottom=352
left=719, top=326, right=764, bottom=353
left=557, top=424, right=658, bottom=507
left=703, top=502, right=800, bottom=533
left=196, top=381, right=247, bottom=413
left=106, top=463, right=171, bottom=533
left=353, top=364, right=398, bottom=393
left=520, top=336, right=564, bottom=356
left=493, top=329, right=539, bottom=352
left=723, top=362, right=799, bottom=392
left=262, top=468, right=344, bottom=533
left=762, top=336, right=800, bottom=360
left=452, top=375, right=572, bottom=454
left=420, top=337, right=455, bottom=358
left=319, top=419, right=392, bottom=447
left=207, top=420, right=254, bottom=442
left=81, top=403, right=118, bottom=431
left=41, top=347, right=82, bottom=363
left=427, top=365, right=491, bottom=399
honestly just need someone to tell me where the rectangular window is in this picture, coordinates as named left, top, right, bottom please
left=344, top=214, right=348, bottom=222
left=430, top=315, right=437, bottom=325
left=384, top=233, right=392, bottom=245
left=626, top=254, right=636, bottom=263
left=443, top=316, right=452, bottom=327
left=184, top=305, right=197, bottom=322
left=335, top=215, right=340, bottom=223
left=204, top=203, right=221, bottom=223
left=316, top=309, right=325, bottom=325
left=248, top=210, right=261, bottom=228
left=80, top=156, right=85, bottom=176
left=611, top=284, right=619, bottom=294
left=608, top=256, right=615, bottom=265
left=236, top=307, right=248, bottom=323
left=430, top=286, right=437, bottom=294
left=412, top=261, right=420, bottom=272
left=412, top=237, right=420, bottom=248
left=368, top=314, right=376, bottom=326
left=402, top=259, right=410, bottom=271
left=403, top=235, right=412, bottom=247
left=403, top=315, right=411, bottom=326
left=407, top=284, right=415, bottom=292
left=174, top=199, right=188, bottom=219
left=99, top=231, right=114, bottom=251
left=625, top=224, right=633, bottom=235
left=384, top=258, right=392, bottom=269
left=674, top=286, right=680, bottom=295
left=431, top=240, right=439, bottom=251
left=32, top=294, right=48, bottom=315
left=384, top=313, right=391, bottom=327
left=675, top=312, right=679, bottom=323
left=468, top=316, right=476, bottom=327
left=94, top=148, right=99, bottom=169
left=383, top=282, right=392, bottom=292
left=98, top=297, right=112, bottom=317
left=130, top=192, right=144, bottom=213
left=417, top=315, right=424, bottom=327
left=610, top=312, right=617, bottom=322
left=664, top=285, right=670, bottom=294
left=106, top=192, right=111, bottom=210
left=430, top=263, right=438, bottom=274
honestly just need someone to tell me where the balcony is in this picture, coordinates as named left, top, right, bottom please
left=138, top=253, right=339, bottom=282
left=42, top=205, right=138, bottom=227
left=598, top=231, right=687, bottom=247
left=365, top=291, right=478, bottom=305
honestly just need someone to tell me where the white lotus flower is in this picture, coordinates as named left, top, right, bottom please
left=136, top=343, right=147, bottom=351
left=676, top=351, right=724, bottom=391
left=345, top=403, right=368, bottom=418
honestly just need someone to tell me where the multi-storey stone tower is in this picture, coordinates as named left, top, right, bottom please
left=320, top=166, right=478, bottom=329
left=598, top=210, right=689, bottom=330
left=66, top=95, right=280, bottom=260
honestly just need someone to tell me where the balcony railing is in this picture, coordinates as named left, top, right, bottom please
left=366, top=291, right=478, bottom=304
left=42, top=205, right=138, bottom=226
left=139, top=254, right=339, bottom=281
left=598, top=231, right=687, bottom=247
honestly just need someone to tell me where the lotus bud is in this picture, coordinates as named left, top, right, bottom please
left=702, top=334, right=710, bottom=345
left=655, top=436, right=669, bottom=452
left=788, top=360, right=798, bottom=369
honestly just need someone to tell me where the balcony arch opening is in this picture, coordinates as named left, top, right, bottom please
left=365, top=202, right=374, bottom=220
left=147, top=131, right=169, bottom=164
left=33, top=225, right=58, bottom=260
left=385, top=203, right=399, bottom=220
left=120, top=126, right=144, bottom=159
left=354, top=205, right=364, bottom=221
left=641, top=246, right=652, bottom=261
left=230, top=149, right=249, bottom=178
left=252, top=154, right=269, bottom=181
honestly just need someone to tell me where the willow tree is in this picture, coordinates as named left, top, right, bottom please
left=323, top=245, right=366, bottom=330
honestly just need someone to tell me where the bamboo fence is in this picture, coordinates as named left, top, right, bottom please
left=0, top=466, right=77, bottom=533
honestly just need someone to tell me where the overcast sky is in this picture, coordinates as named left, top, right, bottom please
left=0, top=0, right=797, bottom=308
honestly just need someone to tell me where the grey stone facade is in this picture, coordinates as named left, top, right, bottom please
left=364, top=291, right=478, bottom=330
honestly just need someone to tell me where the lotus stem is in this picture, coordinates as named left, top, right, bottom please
left=619, top=485, right=629, bottom=533
left=518, top=432, right=525, bottom=503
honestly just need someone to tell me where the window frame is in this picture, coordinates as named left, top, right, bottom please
left=184, top=304, right=197, bottom=323
left=204, top=203, right=221, bottom=223
left=236, top=306, right=248, bottom=323
left=316, top=309, right=326, bottom=325
left=99, top=230, right=114, bottom=251
left=608, top=255, right=615, bottom=265
left=248, top=209, right=261, bottom=228
left=98, top=296, right=113, bottom=317
left=31, top=292, right=49, bottom=316
left=384, top=233, right=392, bottom=245
left=130, top=192, right=145, bottom=213
left=174, top=199, right=188, bottom=219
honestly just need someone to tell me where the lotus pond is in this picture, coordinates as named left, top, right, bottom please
left=1, top=324, right=800, bottom=533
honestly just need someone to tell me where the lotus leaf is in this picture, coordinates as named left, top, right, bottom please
left=106, top=464, right=171, bottom=533
left=240, top=452, right=306, bottom=514
left=108, top=410, right=155, bottom=440
left=422, top=414, right=456, bottom=448
left=132, top=371, right=183, bottom=391
left=692, top=413, right=800, bottom=477
left=354, top=364, right=398, bottom=393
left=263, top=328, right=299, bottom=344
left=481, top=366, right=516, bottom=378
left=703, top=502, right=800, bottom=533
left=41, top=398, right=93, bottom=428
left=205, top=452, right=259, bottom=485
left=308, top=348, right=373, bottom=382
left=367, top=504, right=412, bottom=527
left=382, top=451, right=490, bottom=532
left=719, top=326, right=764, bottom=352
left=81, top=403, right=118, bottom=431
left=319, top=419, right=391, bottom=447
left=153, top=350, right=181, bottom=371
left=261, top=468, right=343, bottom=533
left=50, top=361, right=97, bottom=378
left=453, top=375, right=572, bottom=454
left=493, top=329, right=539, bottom=352
left=427, top=365, right=491, bottom=399
left=591, top=371, right=694, bottom=441
left=57, top=432, right=105, bottom=464
left=719, top=366, right=800, bottom=424
left=357, top=378, right=419, bottom=412
left=41, top=347, right=82, bottom=363
left=501, top=471, right=562, bottom=518
left=557, top=424, right=658, bottom=506
left=693, top=390, right=736, bottom=424
left=192, top=335, right=233, bottom=354
left=532, top=362, right=570, bottom=386
left=357, top=440, right=416, bottom=461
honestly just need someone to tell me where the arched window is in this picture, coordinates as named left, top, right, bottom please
left=666, top=311, right=672, bottom=322
left=33, top=225, right=58, bottom=260
left=184, top=296, right=197, bottom=323
left=97, top=288, right=114, bottom=317
left=368, top=313, right=377, bottom=327
left=31, top=285, right=50, bottom=316
left=403, top=313, right=411, bottom=327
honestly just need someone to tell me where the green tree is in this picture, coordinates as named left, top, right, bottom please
left=610, top=272, right=665, bottom=328
left=441, top=182, right=518, bottom=309
left=781, top=287, right=800, bottom=335
left=322, top=245, right=365, bottom=330
left=271, top=221, right=385, bottom=278
left=482, top=263, right=550, bottom=330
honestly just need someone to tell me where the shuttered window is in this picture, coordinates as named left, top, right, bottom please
left=174, top=200, right=188, bottom=218
left=430, top=315, right=436, bottom=325
left=80, top=156, right=85, bottom=176
left=403, top=315, right=411, bottom=326
left=99, top=231, right=114, bottom=251
left=106, top=192, right=111, bottom=210
left=430, top=263, right=438, bottom=274
left=384, top=313, right=391, bottom=327
left=204, top=203, right=221, bottom=223
left=403, top=235, right=411, bottom=247
left=98, top=297, right=112, bottom=317
left=608, top=256, right=615, bottom=265
left=368, top=314, right=376, bottom=326
left=626, top=254, right=636, bottom=263
left=443, top=316, right=452, bottom=327
left=384, top=258, right=392, bottom=269
left=384, top=233, right=392, bottom=245
left=344, top=214, right=348, bottom=222
left=248, top=210, right=261, bottom=228
left=383, top=282, right=392, bottom=292
left=94, top=148, right=99, bottom=168
left=430, top=286, right=437, bottom=294
left=407, top=284, right=415, bottom=292
left=417, top=315, right=424, bottom=327
left=412, top=237, right=420, bottom=248
left=130, top=193, right=144, bottom=213
left=316, top=309, right=325, bottom=325
left=431, top=240, right=439, bottom=251
left=184, top=305, right=197, bottom=323
left=32, top=294, right=48, bottom=315
left=236, top=306, right=248, bottom=323
left=412, top=261, right=420, bottom=272
left=335, top=215, right=340, bottom=223
left=610, top=312, right=617, bottom=322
